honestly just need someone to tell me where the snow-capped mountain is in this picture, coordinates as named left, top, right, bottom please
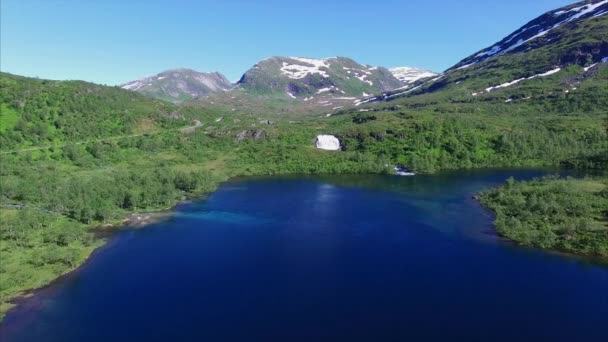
left=358, top=0, right=608, bottom=105
left=121, top=69, right=232, bottom=103
left=451, top=0, right=608, bottom=70
left=236, top=56, right=403, bottom=98
left=389, top=67, right=438, bottom=86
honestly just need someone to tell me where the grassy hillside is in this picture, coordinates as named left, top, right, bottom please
left=0, top=73, right=191, bottom=150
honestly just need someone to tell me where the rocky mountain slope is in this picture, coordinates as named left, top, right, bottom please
left=121, top=69, right=232, bottom=103
left=236, top=56, right=403, bottom=98
left=360, top=0, right=608, bottom=105
left=450, top=0, right=608, bottom=70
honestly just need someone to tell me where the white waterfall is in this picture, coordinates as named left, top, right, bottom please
left=315, top=135, right=341, bottom=151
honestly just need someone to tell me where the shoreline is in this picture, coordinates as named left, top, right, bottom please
left=0, top=176, right=226, bottom=321
left=1, top=167, right=605, bottom=323
left=0, top=199, right=194, bottom=322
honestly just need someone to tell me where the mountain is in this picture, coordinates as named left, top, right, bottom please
left=389, top=67, right=438, bottom=86
left=359, top=0, right=608, bottom=105
left=236, top=56, right=403, bottom=98
left=121, top=69, right=232, bottom=103
left=450, top=0, right=608, bottom=70
left=121, top=58, right=432, bottom=114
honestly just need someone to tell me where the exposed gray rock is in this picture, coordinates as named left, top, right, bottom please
left=236, top=130, right=267, bottom=141
left=121, top=68, right=232, bottom=103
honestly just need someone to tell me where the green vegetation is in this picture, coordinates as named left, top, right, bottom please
left=0, top=104, right=20, bottom=132
left=1, top=67, right=607, bottom=319
left=479, top=176, right=608, bottom=257
left=0, top=73, right=190, bottom=150
left=0, top=208, right=101, bottom=315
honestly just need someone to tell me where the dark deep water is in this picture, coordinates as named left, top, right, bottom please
left=1, top=169, right=608, bottom=342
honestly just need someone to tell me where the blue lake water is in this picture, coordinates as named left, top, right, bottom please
left=1, top=169, right=608, bottom=341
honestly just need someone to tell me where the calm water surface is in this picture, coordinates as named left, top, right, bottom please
left=1, top=169, right=607, bottom=341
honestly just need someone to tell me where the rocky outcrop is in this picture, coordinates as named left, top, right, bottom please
left=236, top=130, right=267, bottom=141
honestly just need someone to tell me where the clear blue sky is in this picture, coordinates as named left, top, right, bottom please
left=1, top=0, right=575, bottom=85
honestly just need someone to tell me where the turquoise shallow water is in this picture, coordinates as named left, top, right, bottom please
left=1, top=169, right=607, bottom=341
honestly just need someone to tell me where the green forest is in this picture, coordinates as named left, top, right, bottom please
left=480, top=176, right=608, bottom=257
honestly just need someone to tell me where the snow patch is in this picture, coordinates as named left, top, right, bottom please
left=355, top=74, right=373, bottom=86
left=584, top=63, right=598, bottom=72
left=121, top=81, right=144, bottom=91
left=280, top=57, right=330, bottom=79
left=480, top=67, right=561, bottom=94
left=456, top=63, right=475, bottom=70
left=389, top=67, right=438, bottom=83
left=476, top=45, right=502, bottom=58
left=534, top=68, right=561, bottom=77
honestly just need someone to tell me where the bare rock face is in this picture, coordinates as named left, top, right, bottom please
left=236, top=130, right=267, bottom=141
left=315, top=135, right=341, bottom=151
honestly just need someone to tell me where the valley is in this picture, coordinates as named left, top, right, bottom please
left=0, top=0, right=607, bottom=337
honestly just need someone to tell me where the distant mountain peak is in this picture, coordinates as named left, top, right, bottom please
left=121, top=69, right=232, bottom=103
left=237, top=56, right=403, bottom=99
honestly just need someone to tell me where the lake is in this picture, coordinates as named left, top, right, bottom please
left=1, top=169, right=607, bottom=341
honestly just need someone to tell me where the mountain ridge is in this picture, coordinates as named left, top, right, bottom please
left=356, top=0, right=608, bottom=105
left=120, top=57, right=437, bottom=106
left=235, top=56, right=403, bottom=98
left=120, top=68, right=232, bottom=103
left=450, top=0, right=608, bottom=71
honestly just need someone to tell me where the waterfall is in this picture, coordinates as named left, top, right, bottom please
left=315, top=135, right=341, bottom=151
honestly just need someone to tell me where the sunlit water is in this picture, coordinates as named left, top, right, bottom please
left=1, top=169, right=607, bottom=341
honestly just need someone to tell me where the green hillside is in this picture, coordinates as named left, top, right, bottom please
left=0, top=73, right=190, bottom=150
